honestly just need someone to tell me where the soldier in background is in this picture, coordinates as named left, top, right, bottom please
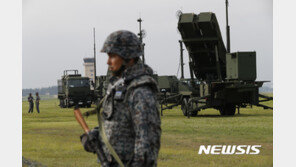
left=35, top=92, right=40, bottom=113
left=27, top=93, right=34, bottom=113
left=81, top=30, right=161, bottom=166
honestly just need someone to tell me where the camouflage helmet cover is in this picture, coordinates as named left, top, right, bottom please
left=101, top=30, right=142, bottom=59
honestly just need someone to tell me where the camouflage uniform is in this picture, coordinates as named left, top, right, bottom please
left=101, top=61, right=161, bottom=166
left=35, top=95, right=40, bottom=113
left=28, top=95, right=34, bottom=113
left=99, top=30, right=161, bottom=166
left=101, top=30, right=142, bottom=59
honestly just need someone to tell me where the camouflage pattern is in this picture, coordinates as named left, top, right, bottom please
left=35, top=95, right=40, bottom=113
left=36, top=95, right=40, bottom=103
left=28, top=95, right=34, bottom=113
left=28, top=96, right=34, bottom=103
left=100, top=61, right=161, bottom=166
left=101, top=30, right=142, bottom=59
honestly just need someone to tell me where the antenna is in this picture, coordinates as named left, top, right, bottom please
left=137, top=18, right=145, bottom=63
left=93, top=28, right=97, bottom=87
left=225, top=0, right=231, bottom=53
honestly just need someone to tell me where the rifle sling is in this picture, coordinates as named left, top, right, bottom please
left=97, top=97, right=125, bottom=167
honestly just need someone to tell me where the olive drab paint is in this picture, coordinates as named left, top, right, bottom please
left=58, top=70, right=93, bottom=108
left=176, top=11, right=272, bottom=116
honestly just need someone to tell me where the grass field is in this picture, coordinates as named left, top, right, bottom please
left=22, top=96, right=273, bottom=167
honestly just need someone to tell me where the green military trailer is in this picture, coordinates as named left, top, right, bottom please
left=173, top=12, right=272, bottom=117
left=93, top=69, right=112, bottom=104
left=156, top=75, right=193, bottom=115
left=94, top=75, right=107, bottom=103
left=58, top=70, right=93, bottom=108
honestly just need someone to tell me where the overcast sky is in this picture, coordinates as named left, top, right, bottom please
left=23, top=0, right=272, bottom=89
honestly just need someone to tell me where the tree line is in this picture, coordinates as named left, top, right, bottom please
left=22, top=86, right=58, bottom=96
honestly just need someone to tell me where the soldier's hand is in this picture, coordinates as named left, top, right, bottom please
left=80, top=129, right=99, bottom=153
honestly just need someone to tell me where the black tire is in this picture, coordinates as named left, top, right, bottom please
left=60, top=99, right=67, bottom=108
left=59, top=99, right=63, bottom=108
left=187, top=101, right=198, bottom=116
left=86, top=103, right=91, bottom=108
left=227, top=104, right=236, bottom=115
left=181, top=98, right=188, bottom=116
left=65, top=99, right=70, bottom=108
left=191, top=110, right=198, bottom=116
left=219, top=104, right=236, bottom=116
left=219, top=106, right=226, bottom=115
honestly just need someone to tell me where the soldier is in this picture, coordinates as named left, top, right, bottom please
left=81, top=30, right=161, bottom=167
left=27, top=93, right=34, bottom=113
left=35, top=92, right=40, bottom=113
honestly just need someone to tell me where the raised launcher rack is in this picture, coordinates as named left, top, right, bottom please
left=175, top=12, right=273, bottom=117
left=178, top=12, right=227, bottom=82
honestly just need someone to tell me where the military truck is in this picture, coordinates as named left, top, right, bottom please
left=174, top=11, right=272, bottom=117
left=58, top=70, right=92, bottom=108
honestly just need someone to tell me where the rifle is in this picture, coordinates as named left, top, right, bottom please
left=74, top=105, right=109, bottom=166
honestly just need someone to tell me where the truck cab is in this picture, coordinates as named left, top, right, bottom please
left=58, top=70, right=92, bottom=108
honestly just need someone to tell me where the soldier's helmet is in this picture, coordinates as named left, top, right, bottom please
left=101, top=30, right=142, bottom=59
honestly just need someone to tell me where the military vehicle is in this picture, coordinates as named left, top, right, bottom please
left=135, top=18, right=192, bottom=115
left=93, top=70, right=112, bottom=104
left=94, top=75, right=107, bottom=102
left=58, top=70, right=93, bottom=108
left=156, top=75, right=193, bottom=115
left=160, top=0, right=273, bottom=117
left=157, top=40, right=199, bottom=116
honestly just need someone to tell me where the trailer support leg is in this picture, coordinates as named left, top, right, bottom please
left=161, top=103, right=163, bottom=116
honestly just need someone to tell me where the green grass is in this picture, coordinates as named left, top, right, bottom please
left=23, top=97, right=273, bottom=167
left=22, top=95, right=57, bottom=101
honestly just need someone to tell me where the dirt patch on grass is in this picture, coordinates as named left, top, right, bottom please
left=22, top=156, right=47, bottom=167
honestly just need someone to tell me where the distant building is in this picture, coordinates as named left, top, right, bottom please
left=83, top=57, right=95, bottom=81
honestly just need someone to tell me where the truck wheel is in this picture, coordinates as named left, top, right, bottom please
left=191, top=110, right=198, bottom=116
left=226, top=104, right=236, bottom=115
left=219, top=104, right=236, bottom=116
left=59, top=99, right=64, bottom=108
left=189, top=102, right=198, bottom=116
left=181, top=98, right=188, bottom=116
left=60, top=99, right=66, bottom=108
left=65, top=99, right=70, bottom=108
left=219, top=106, right=226, bottom=115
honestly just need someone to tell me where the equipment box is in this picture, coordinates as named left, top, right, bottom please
left=226, top=52, right=256, bottom=81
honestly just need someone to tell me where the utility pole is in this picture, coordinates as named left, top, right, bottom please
left=226, top=0, right=231, bottom=53
left=137, top=18, right=145, bottom=63
left=179, top=40, right=184, bottom=79
left=93, top=28, right=97, bottom=87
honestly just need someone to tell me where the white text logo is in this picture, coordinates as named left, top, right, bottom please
left=198, top=145, right=261, bottom=155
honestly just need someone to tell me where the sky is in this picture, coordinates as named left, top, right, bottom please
left=22, top=0, right=273, bottom=89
